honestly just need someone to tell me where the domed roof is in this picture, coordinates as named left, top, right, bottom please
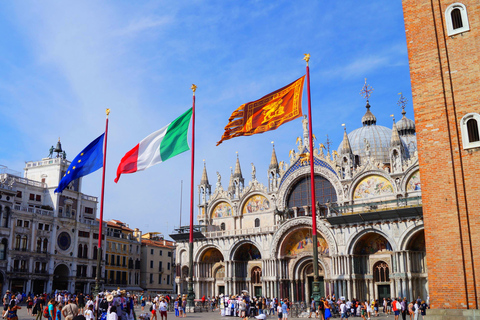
left=345, top=125, right=392, bottom=164
left=337, top=101, right=392, bottom=164
left=396, top=108, right=416, bottom=135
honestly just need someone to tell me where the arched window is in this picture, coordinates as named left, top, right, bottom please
left=373, top=261, right=390, bottom=282
left=0, top=239, right=7, bottom=260
left=287, top=175, right=337, bottom=216
left=37, top=238, right=42, bottom=253
left=445, top=3, right=470, bottom=36
left=43, top=239, right=48, bottom=253
left=93, top=246, right=98, bottom=260
left=254, top=218, right=260, bottom=228
left=251, top=266, right=262, bottom=284
left=15, top=235, right=21, bottom=250
left=220, top=223, right=226, bottom=231
left=461, top=113, right=480, bottom=149
left=2, top=207, right=9, bottom=228
left=467, top=119, right=479, bottom=142
left=21, top=236, right=28, bottom=251
left=83, top=244, right=88, bottom=258
left=451, top=8, right=463, bottom=29
left=78, top=244, right=83, bottom=258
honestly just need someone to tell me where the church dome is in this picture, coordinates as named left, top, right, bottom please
left=345, top=125, right=392, bottom=164
left=337, top=101, right=392, bottom=164
left=396, top=114, right=416, bottom=135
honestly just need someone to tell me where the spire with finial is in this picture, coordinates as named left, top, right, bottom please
left=228, top=167, right=235, bottom=194
left=340, top=124, right=353, bottom=155
left=390, top=115, right=403, bottom=147
left=360, top=78, right=377, bottom=126
left=233, top=152, right=243, bottom=180
left=269, top=142, right=279, bottom=170
left=198, top=160, right=211, bottom=204
left=200, top=160, right=209, bottom=186
left=396, top=92, right=416, bottom=136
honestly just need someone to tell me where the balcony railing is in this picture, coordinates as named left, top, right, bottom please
left=1, top=173, right=47, bottom=188
left=202, top=225, right=278, bottom=238
left=14, top=205, right=54, bottom=217
left=81, top=194, right=98, bottom=202
left=332, top=196, right=423, bottom=216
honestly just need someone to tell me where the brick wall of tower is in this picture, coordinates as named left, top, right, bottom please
left=402, top=0, right=480, bottom=310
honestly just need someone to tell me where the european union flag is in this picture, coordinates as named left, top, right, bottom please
left=55, top=133, right=105, bottom=193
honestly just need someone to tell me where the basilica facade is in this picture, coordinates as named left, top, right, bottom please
left=175, top=98, right=426, bottom=304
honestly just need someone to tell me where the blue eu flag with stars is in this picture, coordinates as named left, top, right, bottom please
left=55, top=133, right=105, bottom=193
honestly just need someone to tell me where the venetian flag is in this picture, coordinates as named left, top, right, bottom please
left=216, top=76, right=305, bottom=146
left=114, top=108, right=193, bottom=183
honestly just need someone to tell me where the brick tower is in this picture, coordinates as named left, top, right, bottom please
left=402, top=0, right=480, bottom=316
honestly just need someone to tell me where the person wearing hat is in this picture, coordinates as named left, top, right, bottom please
left=3, top=290, right=11, bottom=312
left=98, top=293, right=109, bottom=320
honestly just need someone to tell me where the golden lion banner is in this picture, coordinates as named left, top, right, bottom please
left=216, top=75, right=305, bottom=146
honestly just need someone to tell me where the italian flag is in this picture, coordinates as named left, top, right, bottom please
left=114, top=108, right=192, bottom=183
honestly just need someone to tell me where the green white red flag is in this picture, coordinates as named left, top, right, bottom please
left=114, top=108, right=192, bottom=183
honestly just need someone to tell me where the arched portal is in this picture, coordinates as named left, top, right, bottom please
left=294, top=259, right=325, bottom=304
left=231, top=243, right=262, bottom=296
left=406, top=229, right=427, bottom=299
left=197, top=248, right=224, bottom=297
left=52, top=264, right=70, bottom=291
left=351, top=232, right=393, bottom=301
left=179, top=266, right=189, bottom=295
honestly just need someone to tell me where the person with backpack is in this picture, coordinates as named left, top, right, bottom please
left=62, top=299, right=79, bottom=320
left=46, top=299, right=57, bottom=320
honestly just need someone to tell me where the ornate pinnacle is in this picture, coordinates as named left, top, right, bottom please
left=397, top=92, right=408, bottom=116
left=191, top=84, right=197, bottom=94
left=303, top=53, right=311, bottom=66
left=360, top=78, right=374, bottom=102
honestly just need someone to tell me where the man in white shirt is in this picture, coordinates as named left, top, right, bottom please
left=159, top=298, right=167, bottom=320
left=340, top=300, right=349, bottom=319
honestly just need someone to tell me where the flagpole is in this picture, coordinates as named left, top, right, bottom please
left=304, top=54, right=321, bottom=306
left=187, top=85, right=197, bottom=311
left=94, top=108, right=110, bottom=296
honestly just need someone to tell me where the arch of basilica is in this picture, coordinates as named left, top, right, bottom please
left=174, top=98, right=427, bottom=304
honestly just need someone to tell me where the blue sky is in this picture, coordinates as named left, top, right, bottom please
left=0, top=1, right=413, bottom=238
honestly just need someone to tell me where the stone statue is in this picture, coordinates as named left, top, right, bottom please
left=395, top=177, right=401, bottom=191
left=279, top=161, right=286, bottom=176
left=216, top=171, right=222, bottom=189
left=62, top=151, right=67, bottom=160
left=48, top=146, right=54, bottom=158
left=302, top=115, right=308, bottom=133
left=251, top=162, right=256, bottom=181
left=364, top=138, right=370, bottom=155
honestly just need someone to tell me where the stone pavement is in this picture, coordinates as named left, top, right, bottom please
left=13, top=305, right=400, bottom=320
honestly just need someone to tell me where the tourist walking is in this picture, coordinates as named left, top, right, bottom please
left=6, top=300, right=21, bottom=320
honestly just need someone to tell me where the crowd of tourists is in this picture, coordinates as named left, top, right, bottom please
left=1, top=290, right=178, bottom=320
left=2, top=288, right=429, bottom=320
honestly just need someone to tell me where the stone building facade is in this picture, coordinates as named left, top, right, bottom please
left=0, top=142, right=106, bottom=294
left=402, top=0, right=480, bottom=314
left=104, top=220, right=142, bottom=291
left=175, top=97, right=427, bottom=303
left=139, top=232, right=175, bottom=294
